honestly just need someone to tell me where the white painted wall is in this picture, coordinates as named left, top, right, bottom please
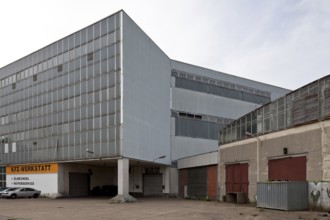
left=121, top=12, right=171, bottom=164
left=7, top=173, right=58, bottom=197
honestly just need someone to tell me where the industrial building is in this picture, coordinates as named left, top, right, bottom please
left=0, top=10, right=289, bottom=200
left=219, top=75, right=330, bottom=209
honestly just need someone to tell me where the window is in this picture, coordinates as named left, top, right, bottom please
left=0, top=167, right=6, bottom=187
left=12, top=142, right=16, bottom=153
left=4, top=144, right=8, bottom=153
left=33, top=75, right=38, bottom=81
left=87, top=52, right=93, bottom=61
left=175, top=117, right=225, bottom=140
left=12, top=83, right=16, bottom=90
left=58, top=64, right=63, bottom=72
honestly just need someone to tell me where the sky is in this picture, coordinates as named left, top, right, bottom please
left=0, top=0, right=329, bottom=90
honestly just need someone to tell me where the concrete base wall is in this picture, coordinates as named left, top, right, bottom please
left=219, top=120, right=330, bottom=204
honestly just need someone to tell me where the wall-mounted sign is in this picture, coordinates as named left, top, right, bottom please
left=6, top=163, right=58, bottom=195
left=6, top=163, right=58, bottom=174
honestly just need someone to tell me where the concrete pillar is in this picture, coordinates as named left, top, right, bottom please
left=109, top=158, right=136, bottom=203
left=163, top=167, right=170, bottom=194
left=118, top=158, right=129, bottom=195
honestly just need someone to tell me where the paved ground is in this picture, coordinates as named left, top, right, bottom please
left=0, top=197, right=327, bottom=220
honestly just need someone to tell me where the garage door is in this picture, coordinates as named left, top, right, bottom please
left=143, top=173, right=162, bottom=196
left=187, top=167, right=207, bottom=198
left=225, top=163, right=248, bottom=195
left=268, top=156, right=306, bottom=181
left=69, top=173, right=89, bottom=197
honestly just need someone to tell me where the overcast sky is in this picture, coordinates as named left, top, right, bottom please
left=1, top=0, right=329, bottom=90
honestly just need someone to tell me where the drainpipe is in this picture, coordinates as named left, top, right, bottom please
left=246, top=132, right=262, bottom=182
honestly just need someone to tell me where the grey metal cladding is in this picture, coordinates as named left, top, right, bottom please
left=0, top=12, right=122, bottom=165
left=257, top=182, right=308, bottom=211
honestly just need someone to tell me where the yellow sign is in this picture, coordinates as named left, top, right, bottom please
left=6, top=163, right=58, bottom=174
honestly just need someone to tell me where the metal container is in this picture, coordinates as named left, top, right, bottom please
left=257, top=181, right=308, bottom=211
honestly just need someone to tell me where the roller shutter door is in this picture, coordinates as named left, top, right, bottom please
left=69, top=173, right=89, bottom=197
left=187, top=167, right=207, bottom=198
left=268, top=156, right=306, bottom=181
left=143, top=173, right=162, bottom=196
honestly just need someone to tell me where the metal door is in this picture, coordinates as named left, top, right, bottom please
left=69, top=172, right=89, bottom=197
left=268, top=156, right=306, bottom=181
left=143, top=173, right=162, bottom=196
left=225, top=163, right=249, bottom=195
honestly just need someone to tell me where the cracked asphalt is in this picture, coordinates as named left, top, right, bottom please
left=0, top=197, right=326, bottom=220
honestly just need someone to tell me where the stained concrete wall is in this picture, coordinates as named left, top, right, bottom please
left=219, top=119, right=330, bottom=203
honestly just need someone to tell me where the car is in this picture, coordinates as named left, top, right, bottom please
left=1, top=187, right=41, bottom=199
left=0, top=187, right=16, bottom=197
left=0, top=187, right=10, bottom=193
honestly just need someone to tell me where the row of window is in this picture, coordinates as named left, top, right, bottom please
left=0, top=139, right=119, bottom=164
left=172, top=69, right=271, bottom=98
left=220, top=76, right=330, bottom=144
left=0, top=99, right=120, bottom=137
left=1, top=82, right=119, bottom=122
left=1, top=44, right=120, bottom=102
left=175, top=117, right=225, bottom=140
left=1, top=126, right=118, bottom=152
left=175, top=77, right=271, bottom=105
left=0, top=13, right=120, bottom=87
left=1, top=33, right=119, bottom=90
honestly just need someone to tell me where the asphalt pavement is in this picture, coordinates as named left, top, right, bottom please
left=0, top=197, right=326, bottom=220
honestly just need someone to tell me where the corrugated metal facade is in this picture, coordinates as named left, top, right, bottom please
left=179, top=165, right=217, bottom=200
left=187, top=167, right=207, bottom=198
left=0, top=12, right=123, bottom=164
left=257, top=182, right=308, bottom=211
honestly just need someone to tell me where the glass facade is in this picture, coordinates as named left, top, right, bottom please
left=172, top=70, right=271, bottom=105
left=172, top=111, right=232, bottom=140
left=171, top=68, right=269, bottom=141
left=220, top=75, right=330, bottom=144
left=0, top=167, right=5, bottom=187
left=0, top=12, right=122, bottom=165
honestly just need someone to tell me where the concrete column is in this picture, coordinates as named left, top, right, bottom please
left=109, top=158, right=136, bottom=203
left=163, top=167, right=170, bottom=194
left=118, top=158, right=129, bottom=195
